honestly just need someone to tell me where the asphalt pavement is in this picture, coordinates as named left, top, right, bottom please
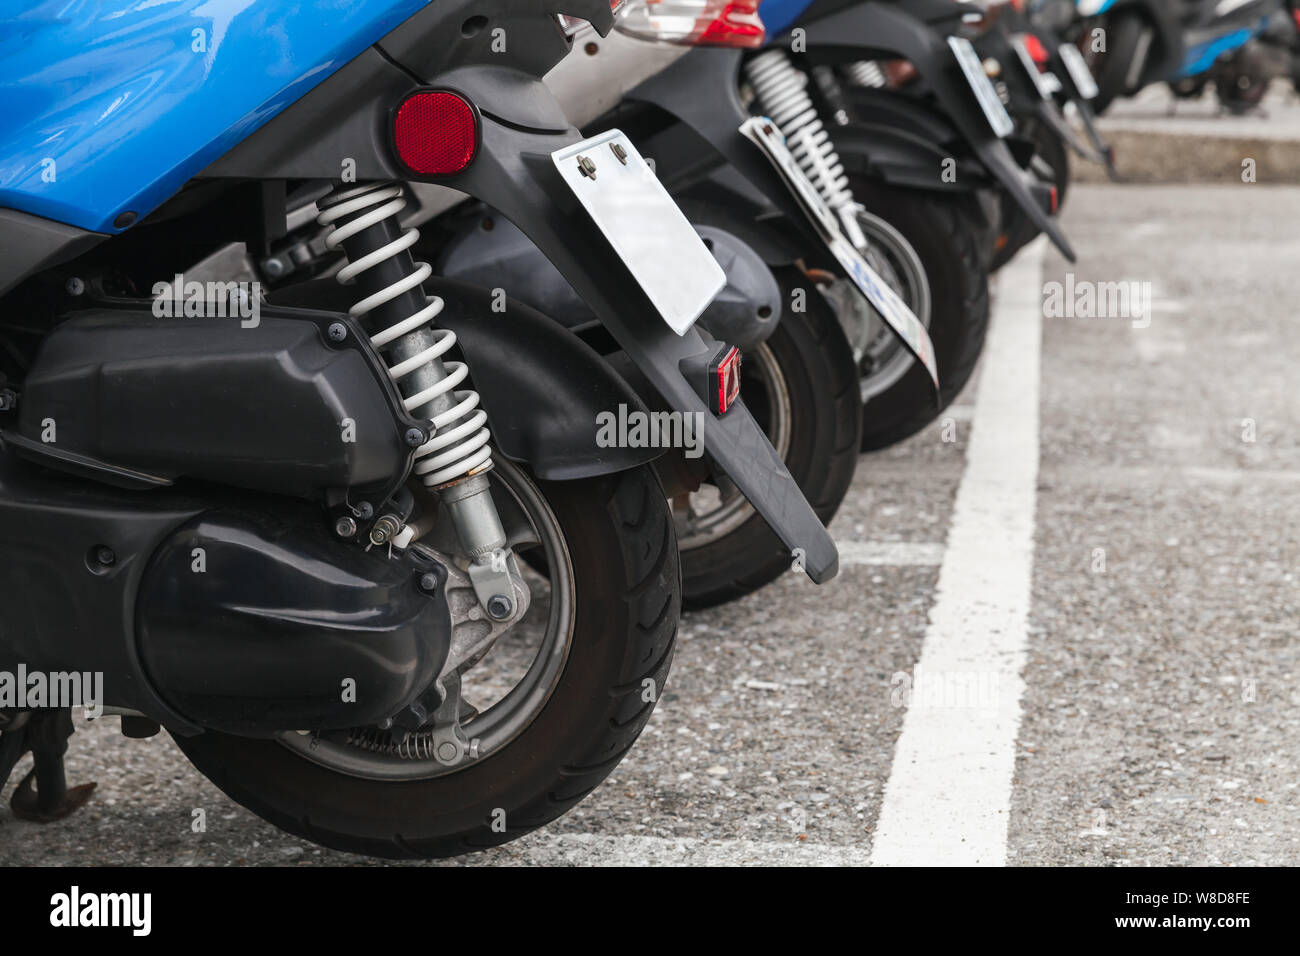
left=2, top=182, right=1297, bottom=866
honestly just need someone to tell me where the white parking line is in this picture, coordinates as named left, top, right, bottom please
left=869, top=238, right=1045, bottom=867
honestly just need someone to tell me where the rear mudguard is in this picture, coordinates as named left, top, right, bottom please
left=624, top=48, right=831, bottom=253
left=794, top=1, right=1075, bottom=261
left=445, top=116, right=838, bottom=582
left=1095, top=0, right=1185, bottom=88
left=200, top=3, right=838, bottom=582
left=826, top=111, right=999, bottom=194
left=269, top=277, right=661, bottom=483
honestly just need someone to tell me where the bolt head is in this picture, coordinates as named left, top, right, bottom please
left=334, top=516, right=357, bottom=538
left=436, top=741, right=459, bottom=764
left=419, top=572, right=439, bottom=592
left=65, top=277, right=85, bottom=297
left=486, top=594, right=513, bottom=620
left=327, top=322, right=347, bottom=342
left=262, top=257, right=287, bottom=278
left=95, top=547, right=116, bottom=566
left=405, top=427, right=426, bottom=447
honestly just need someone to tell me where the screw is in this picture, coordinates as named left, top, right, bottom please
left=369, top=514, right=402, bottom=546
left=419, top=572, right=439, bottom=593
left=65, top=277, right=85, bottom=297
left=486, top=594, right=513, bottom=620
left=610, top=142, right=628, bottom=165
left=262, top=257, right=288, bottom=279
left=95, top=546, right=116, bottom=566
left=334, top=516, right=357, bottom=538
left=327, top=322, right=347, bottom=342
left=577, top=155, right=597, bottom=179
left=405, top=427, right=426, bottom=447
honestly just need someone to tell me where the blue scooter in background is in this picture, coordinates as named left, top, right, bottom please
left=1166, top=0, right=1297, bottom=113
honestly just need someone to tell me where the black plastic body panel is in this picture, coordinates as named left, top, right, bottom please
left=14, top=302, right=419, bottom=501
left=0, top=455, right=208, bottom=733
left=137, top=510, right=451, bottom=736
left=0, top=208, right=107, bottom=299
left=197, top=1, right=838, bottom=581
left=437, top=115, right=838, bottom=583
left=269, top=276, right=662, bottom=482
left=796, top=1, right=1076, bottom=260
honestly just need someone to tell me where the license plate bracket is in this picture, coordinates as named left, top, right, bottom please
left=739, top=117, right=939, bottom=397
left=552, top=130, right=725, bottom=335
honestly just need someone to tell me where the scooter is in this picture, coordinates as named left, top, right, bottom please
left=1032, top=0, right=1184, bottom=113
left=1166, top=0, right=1295, bottom=114
left=0, top=0, right=836, bottom=858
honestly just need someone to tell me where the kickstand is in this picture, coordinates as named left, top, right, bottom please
left=0, top=709, right=96, bottom=822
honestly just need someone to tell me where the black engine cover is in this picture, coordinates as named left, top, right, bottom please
left=136, top=510, right=451, bottom=736
left=11, top=301, right=420, bottom=501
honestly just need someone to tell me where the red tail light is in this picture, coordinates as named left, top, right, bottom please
left=392, top=90, right=478, bottom=177
left=616, top=0, right=765, bottom=49
left=1022, top=33, right=1050, bottom=67
left=712, top=346, right=742, bottom=414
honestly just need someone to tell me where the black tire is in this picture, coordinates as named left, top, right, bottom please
left=1086, top=12, right=1148, bottom=115
left=174, top=464, right=680, bottom=859
left=680, top=266, right=860, bottom=609
left=990, top=121, right=1068, bottom=273
left=1215, top=69, right=1271, bottom=115
left=846, top=178, right=990, bottom=452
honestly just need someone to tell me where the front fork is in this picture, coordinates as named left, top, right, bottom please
left=315, top=183, right=526, bottom=621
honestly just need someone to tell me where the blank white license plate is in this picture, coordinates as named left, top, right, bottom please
left=552, top=130, right=725, bottom=335
left=739, top=117, right=939, bottom=393
left=948, top=36, right=1014, bottom=138
left=1058, top=42, right=1100, bottom=100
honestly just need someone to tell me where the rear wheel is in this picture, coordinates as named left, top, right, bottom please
left=830, top=179, right=990, bottom=451
left=1083, top=12, right=1150, bottom=115
left=677, top=266, right=860, bottom=609
left=175, top=459, right=680, bottom=859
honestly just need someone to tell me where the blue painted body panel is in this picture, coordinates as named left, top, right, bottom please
left=0, top=0, right=429, bottom=233
left=758, top=0, right=816, bottom=41
left=1171, top=25, right=1259, bottom=79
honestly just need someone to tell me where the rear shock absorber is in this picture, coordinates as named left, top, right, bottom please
left=316, top=183, right=520, bottom=621
left=744, top=49, right=870, bottom=250
left=841, top=60, right=887, bottom=89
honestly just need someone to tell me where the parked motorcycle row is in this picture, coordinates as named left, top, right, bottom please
left=0, top=0, right=1135, bottom=860
left=1031, top=0, right=1300, bottom=115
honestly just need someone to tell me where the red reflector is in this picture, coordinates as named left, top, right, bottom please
left=393, top=91, right=477, bottom=176
left=1022, top=33, right=1049, bottom=67
left=698, top=1, right=765, bottom=48
left=713, top=346, right=742, bottom=415
left=1049, top=185, right=1059, bottom=214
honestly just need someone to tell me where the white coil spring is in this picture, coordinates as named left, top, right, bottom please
left=317, top=184, right=492, bottom=488
left=842, top=60, right=887, bottom=89
left=745, top=49, right=853, bottom=210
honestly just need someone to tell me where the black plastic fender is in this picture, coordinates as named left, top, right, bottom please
left=432, top=113, right=838, bottom=583
left=1087, top=0, right=1184, bottom=89
left=202, top=1, right=838, bottom=582
left=268, top=277, right=661, bottom=483
left=795, top=1, right=1076, bottom=260
left=623, top=48, right=830, bottom=253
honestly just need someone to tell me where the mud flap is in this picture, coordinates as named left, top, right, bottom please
left=439, top=116, right=839, bottom=584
